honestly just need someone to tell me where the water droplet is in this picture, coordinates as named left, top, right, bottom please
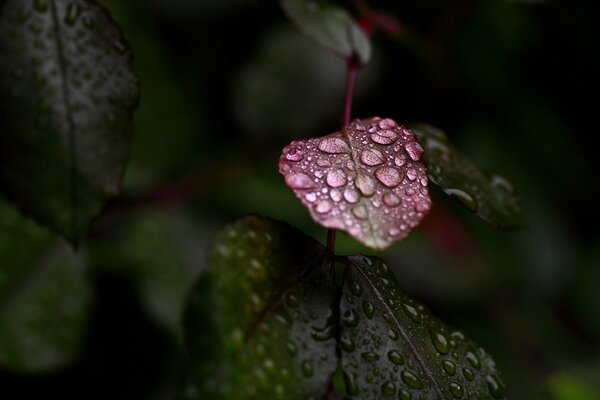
left=443, top=360, right=456, bottom=375
left=382, top=192, right=401, bottom=207
left=415, top=200, right=431, bottom=213
left=340, top=334, right=355, bottom=352
left=406, top=168, right=417, bottom=181
left=342, top=309, right=359, bottom=327
left=284, top=145, right=304, bottom=161
left=344, top=371, right=359, bottom=395
left=360, top=149, right=386, bottom=166
left=285, top=173, right=314, bottom=189
left=355, top=174, right=376, bottom=196
left=301, top=360, right=314, bottom=377
left=379, top=118, right=397, bottom=129
left=485, top=375, right=504, bottom=398
left=375, top=167, right=403, bottom=187
left=370, top=130, right=398, bottom=145
left=349, top=280, right=362, bottom=296
left=449, top=382, right=464, bottom=398
left=113, top=39, right=127, bottom=53
left=305, top=192, right=317, bottom=203
left=330, top=188, right=342, bottom=202
left=402, top=303, right=421, bottom=323
left=381, top=381, right=396, bottom=396
left=388, top=350, right=404, bottom=365
left=388, top=328, right=399, bottom=341
left=401, top=370, right=423, bottom=389
left=344, top=188, right=360, bottom=203
left=430, top=330, right=450, bottom=354
left=65, top=3, right=81, bottom=26
left=287, top=341, right=297, bottom=357
left=463, top=368, right=474, bottom=381
left=361, top=352, right=380, bottom=362
left=395, top=153, right=407, bottom=166
left=362, top=300, right=375, bottom=319
left=34, top=0, right=48, bottom=12
left=326, top=169, right=347, bottom=187
left=318, top=137, right=350, bottom=154
left=388, top=227, right=400, bottom=236
left=444, top=188, right=478, bottom=212
left=398, top=389, right=412, bottom=400
left=404, top=141, right=424, bottom=161
left=285, top=292, right=299, bottom=308
left=352, top=204, right=368, bottom=220
left=466, top=350, right=481, bottom=369
left=490, top=174, right=514, bottom=193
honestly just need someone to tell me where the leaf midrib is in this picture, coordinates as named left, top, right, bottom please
left=349, top=257, right=445, bottom=399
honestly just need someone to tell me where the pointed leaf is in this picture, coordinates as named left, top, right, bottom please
left=340, top=254, right=507, bottom=399
left=0, top=199, right=91, bottom=373
left=0, top=0, right=139, bottom=243
left=412, top=124, right=525, bottom=230
left=182, top=216, right=338, bottom=400
left=280, top=0, right=371, bottom=66
left=279, top=117, right=432, bottom=249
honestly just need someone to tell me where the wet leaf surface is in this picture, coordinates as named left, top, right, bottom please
left=280, top=0, right=371, bottom=66
left=182, top=216, right=337, bottom=400
left=0, top=0, right=139, bottom=243
left=340, top=254, right=507, bottom=400
left=412, top=124, right=525, bottom=230
left=0, top=199, right=90, bottom=373
left=279, top=117, right=432, bottom=249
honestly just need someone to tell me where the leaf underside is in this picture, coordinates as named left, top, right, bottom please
left=279, top=117, right=432, bottom=249
left=412, top=124, right=525, bottom=230
left=0, top=0, right=139, bottom=243
left=340, top=254, right=507, bottom=400
left=182, top=216, right=338, bottom=400
left=280, top=0, right=371, bottom=66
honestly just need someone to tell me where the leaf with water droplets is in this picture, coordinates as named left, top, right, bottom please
left=280, top=0, right=371, bottom=66
left=0, top=0, right=139, bottom=243
left=0, top=198, right=91, bottom=373
left=182, top=216, right=337, bottom=400
left=279, top=117, right=432, bottom=249
left=412, top=124, right=525, bottom=230
left=340, top=255, right=507, bottom=399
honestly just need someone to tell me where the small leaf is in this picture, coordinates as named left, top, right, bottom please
left=279, top=117, right=432, bottom=249
left=280, top=0, right=371, bottom=66
left=412, top=124, right=525, bottom=230
left=0, top=198, right=91, bottom=373
left=182, top=216, right=338, bottom=400
left=0, top=0, right=139, bottom=243
left=340, top=255, right=507, bottom=399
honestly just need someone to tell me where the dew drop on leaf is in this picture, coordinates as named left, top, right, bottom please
left=326, top=169, right=346, bottom=188
left=401, top=370, right=424, bottom=389
left=404, top=141, right=424, bottom=161
left=374, top=166, right=403, bottom=188
left=318, top=137, right=350, bottom=154
left=360, top=149, right=385, bottom=166
left=285, top=172, right=314, bottom=189
left=382, top=192, right=401, bottom=207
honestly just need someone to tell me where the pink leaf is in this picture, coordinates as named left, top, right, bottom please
left=279, top=117, right=432, bottom=249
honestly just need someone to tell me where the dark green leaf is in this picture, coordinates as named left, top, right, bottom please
left=340, top=255, right=507, bottom=399
left=0, top=0, right=139, bottom=243
left=280, top=0, right=371, bottom=66
left=0, top=198, right=91, bottom=373
left=412, top=124, right=525, bottom=230
left=182, top=216, right=338, bottom=400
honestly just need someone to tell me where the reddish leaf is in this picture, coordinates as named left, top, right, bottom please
left=279, top=117, right=431, bottom=249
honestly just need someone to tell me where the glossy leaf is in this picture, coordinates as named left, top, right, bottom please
left=182, top=216, right=337, bottom=400
left=0, top=0, right=139, bottom=243
left=280, top=0, right=371, bottom=66
left=340, top=255, right=507, bottom=399
left=279, top=117, right=432, bottom=249
left=412, top=124, right=525, bottom=230
left=0, top=199, right=91, bottom=373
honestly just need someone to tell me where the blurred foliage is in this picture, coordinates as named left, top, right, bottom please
left=0, top=0, right=599, bottom=399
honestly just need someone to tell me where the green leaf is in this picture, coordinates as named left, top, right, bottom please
left=182, top=216, right=338, bottom=400
left=340, top=254, right=507, bottom=399
left=412, top=124, right=525, bottom=230
left=0, top=0, right=139, bottom=243
left=280, top=0, right=371, bottom=66
left=0, top=198, right=90, bottom=373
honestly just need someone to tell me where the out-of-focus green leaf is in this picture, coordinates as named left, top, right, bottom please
left=0, top=0, right=139, bottom=243
left=547, top=373, right=600, bottom=400
left=280, top=0, right=371, bottom=66
left=412, top=124, right=525, bottom=230
left=340, top=254, right=507, bottom=399
left=182, top=216, right=337, bottom=399
left=0, top=199, right=90, bottom=373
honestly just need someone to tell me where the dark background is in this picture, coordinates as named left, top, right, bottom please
left=1, top=0, right=599, bottom=399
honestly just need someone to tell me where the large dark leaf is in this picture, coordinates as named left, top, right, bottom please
left=182, top=216, right=338, bottom=400
left=0, top=0, right=139, bottom=243
left=412, top=124, right=525, bottom=230
left=280, top=0, right=371, bottom=66
left=340, top=254, right=507, bottom=399
left=279, top=117, right=431, bottom=249
left=0, top=198, right=90, bottom=373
